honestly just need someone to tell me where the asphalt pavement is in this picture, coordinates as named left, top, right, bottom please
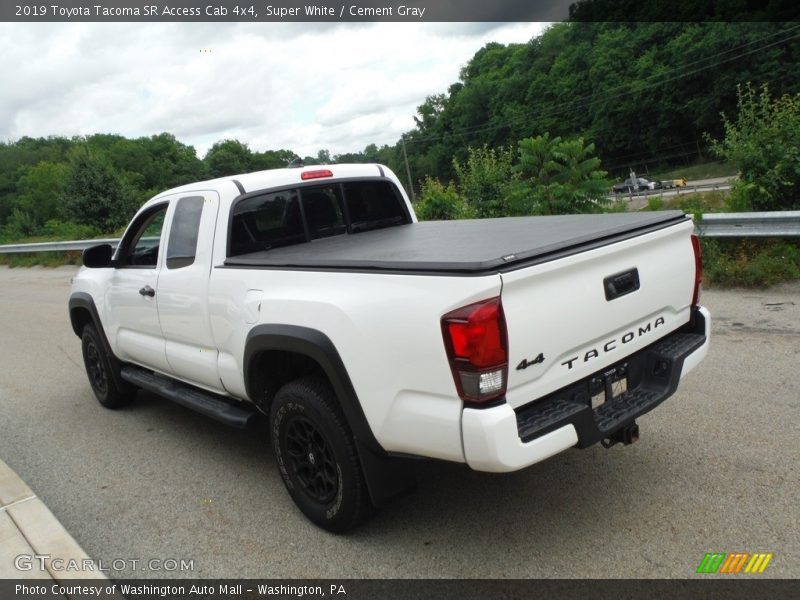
left=0, top=266, right=797, bottom=579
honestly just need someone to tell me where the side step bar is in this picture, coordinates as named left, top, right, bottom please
left=120, top=366, right=258, bottom=429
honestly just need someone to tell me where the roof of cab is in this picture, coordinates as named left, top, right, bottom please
left=155, top=163, right=388, bottom=200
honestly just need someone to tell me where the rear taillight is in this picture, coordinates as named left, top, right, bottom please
left=441, top=297, right=508, bottom=404
left=691, top=234, right=702, bottom=306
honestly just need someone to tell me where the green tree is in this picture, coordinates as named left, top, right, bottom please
left=140, top=133, right=207, bottom=190
left=86, top=133, right=206, bottom=196
left=12, top=161, right=68, bottom=228
left=708, top=83, right=800, bottom=211
left=0, top=136, right=73, bottom=225
left=204, top=139, right=254, bottom=177
left=334, top=143, right=395, bottom=165
left=513, top=134, right=609, bottom=215
left=62, top=147, right=139, bottom=231
left=253, top=149, right=295, bottom=170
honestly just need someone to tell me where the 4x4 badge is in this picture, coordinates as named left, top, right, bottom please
left=516, top=353, right=545, bottom=370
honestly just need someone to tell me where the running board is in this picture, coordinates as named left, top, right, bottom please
left=120, top=366, right=257, bottom=428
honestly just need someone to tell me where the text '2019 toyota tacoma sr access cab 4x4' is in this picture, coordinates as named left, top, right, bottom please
left=69, top=163, right=709, bottom=531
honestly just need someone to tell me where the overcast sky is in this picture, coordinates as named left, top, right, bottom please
left=0, top=22, right=549, bottom=159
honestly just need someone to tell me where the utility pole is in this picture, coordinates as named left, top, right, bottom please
left=401, top=135, right=415, bottom=202
left=629, top=168, right=637, bottom=198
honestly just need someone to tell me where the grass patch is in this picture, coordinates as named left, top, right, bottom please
left=650, top=160, right=737, bottom=182
left=642, top=191, right=730, bottom=214
left=667, top=191, right=729, bottom=213
left=0, top=251, right=82, bottom=268
left=701, top=238, right=800, bottom=287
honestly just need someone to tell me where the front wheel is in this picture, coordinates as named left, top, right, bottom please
left=81, top=324, right=135, bottom=408
left=270, top=377, right=371, bottom=532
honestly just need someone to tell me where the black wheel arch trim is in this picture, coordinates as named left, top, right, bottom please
left=68, top=292, right=127, bottom=390
left=244, top=324, right=417, bottom=506
left=244, top=324, right=381, bottom=453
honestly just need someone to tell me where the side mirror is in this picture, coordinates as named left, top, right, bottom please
left=82, top=243, right=114, bottom=268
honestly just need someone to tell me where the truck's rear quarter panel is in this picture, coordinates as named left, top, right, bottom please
left=208, top=267, right=502, bottom=462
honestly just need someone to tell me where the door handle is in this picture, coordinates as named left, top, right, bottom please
left=139, top=285, right=155, bottom=297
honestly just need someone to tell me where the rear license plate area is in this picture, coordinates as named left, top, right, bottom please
left=589, top=364, right=628, bottom=409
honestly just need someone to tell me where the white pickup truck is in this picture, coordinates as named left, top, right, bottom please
left=69, top=163, right=709, bottom=531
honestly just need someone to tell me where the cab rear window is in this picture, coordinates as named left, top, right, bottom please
left=229, top=180, right=409, bottom=257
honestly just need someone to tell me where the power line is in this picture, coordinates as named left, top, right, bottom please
left=601, top=70, right=798, bottom=170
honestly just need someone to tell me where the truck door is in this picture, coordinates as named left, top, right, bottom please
left=156, top=192, right=224, bottom=392
left=106, top=202, right=171, bottom=373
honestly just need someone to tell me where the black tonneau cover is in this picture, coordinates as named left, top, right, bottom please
left=224, top=211, right=688, bottom=275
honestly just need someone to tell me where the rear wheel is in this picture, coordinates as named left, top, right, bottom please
left=81, top=324, right=134, bottom=408
left=270, top=377, right=370, bottom=532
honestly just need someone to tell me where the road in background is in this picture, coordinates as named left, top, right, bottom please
left=614, top=176, right=736, bottom=210
left=0, top=266, right=797, bottom=578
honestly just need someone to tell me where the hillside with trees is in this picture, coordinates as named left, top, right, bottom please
left=386, top=22, right=800, bottom=188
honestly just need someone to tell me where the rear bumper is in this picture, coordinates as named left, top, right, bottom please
left=462, top=306, right=710, bottom=472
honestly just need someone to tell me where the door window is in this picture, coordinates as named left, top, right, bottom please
left=118, top=204, right=168, bottom=267
left=166, top=196, right=205, bottom=269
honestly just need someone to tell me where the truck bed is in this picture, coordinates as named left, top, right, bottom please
left=224, top=211, right=688, bottom=274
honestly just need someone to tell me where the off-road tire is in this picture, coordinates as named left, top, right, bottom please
left=270, top=377, right=371, bottom=532
left=80, top=324, right=135, bottom=408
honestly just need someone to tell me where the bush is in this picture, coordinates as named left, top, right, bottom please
left=415, top=177, right=475, bottom=221
left=708, top=83, right=800, bottom=211
left=40, top=219, right=101, bottom=240
left=0, top=251, right=82, bottom=268
left=671, top=191, right=729, bottom=220
left=1, top=209, right=39, bottom=240
left=701, top=238, right=800, bottom=287
left=453, top=146, right=518, bottom=218
left=512, top=134, right=610, bottom=215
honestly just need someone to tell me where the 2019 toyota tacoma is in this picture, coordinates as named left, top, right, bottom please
left=69, top=163, right=709, bottom=531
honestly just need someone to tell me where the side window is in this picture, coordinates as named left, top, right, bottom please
left=166, top=196, right=204, bottom=269
left=301, top=186, right=346, bottom=240
left=229, top=190, right=304, bottom=257
left=119, top=204, right=168, bottom=267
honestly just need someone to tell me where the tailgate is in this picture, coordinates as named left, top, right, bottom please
left=500, top=218, right=696, bottom=410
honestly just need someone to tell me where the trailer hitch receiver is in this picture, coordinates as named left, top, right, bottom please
left=601, top=422, right=640, bottom=448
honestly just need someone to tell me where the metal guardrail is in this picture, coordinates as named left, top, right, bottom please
left=0, top=212, right=798, bottom=255
left=0, top=238, right=120, bottom=254
left=693, top=211, right=800, bottom=237
left=610, top=181, right=732, bottom=201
